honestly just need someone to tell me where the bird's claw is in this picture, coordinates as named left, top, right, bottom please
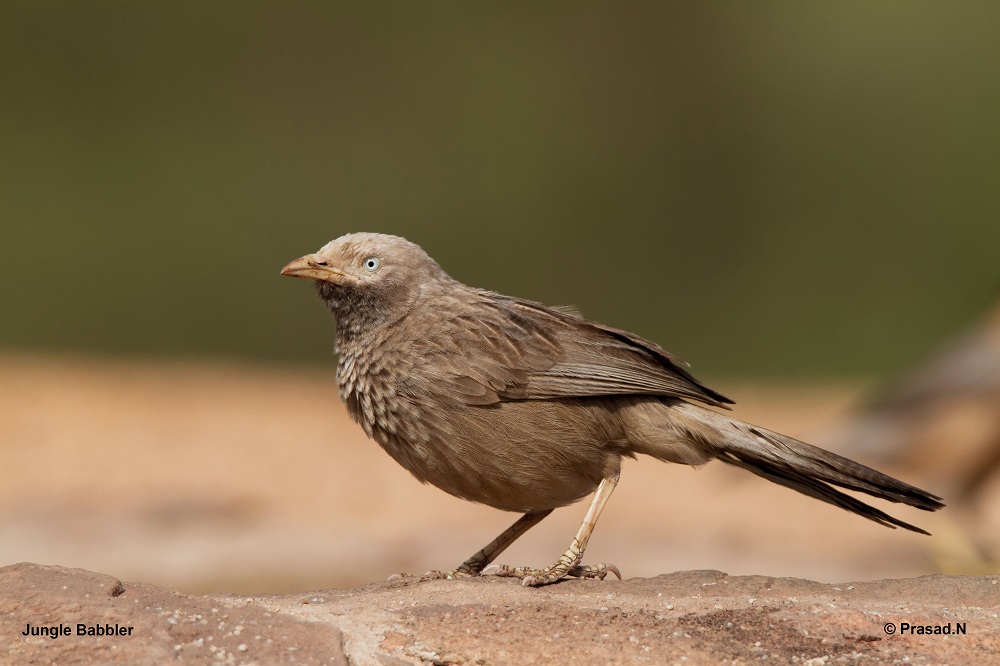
left=385, top=572, right=426, bottom=587
left=596, top=563, right=623, bottom=580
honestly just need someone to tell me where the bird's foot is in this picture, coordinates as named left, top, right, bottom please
left=417, top=562, right=483, bottom=581
left=484, top=535, right=621, bottom=586
left=385, top=567, right=477, bottom=587
left=419, top=568, right=476, bottom=581
left=484, top=562, right=621, bottom=587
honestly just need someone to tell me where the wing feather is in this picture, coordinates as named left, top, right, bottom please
left=402, top=290, right=733, bottom=408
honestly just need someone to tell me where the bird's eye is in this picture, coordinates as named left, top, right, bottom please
left=362, top=256, right=381, bottom=272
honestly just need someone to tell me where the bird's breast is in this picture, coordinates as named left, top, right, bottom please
left=336, top=339, right=432, bottom=445
left=334, top=336, right=622, bottom=513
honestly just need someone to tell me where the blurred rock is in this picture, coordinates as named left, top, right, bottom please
left=820, top=300, right=1000, bottom=575
left=830, top=300, right=1000, bottom=500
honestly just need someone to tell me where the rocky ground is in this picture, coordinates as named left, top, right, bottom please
left=3, top=562, right=998, bottom=665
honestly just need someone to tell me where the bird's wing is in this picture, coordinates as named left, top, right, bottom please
left=405, top=291, right=733, bottom=408
left=511, top=297, right=734, bottom=408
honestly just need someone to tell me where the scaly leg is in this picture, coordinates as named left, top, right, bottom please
left=423, top=509, right=552, bottom=579
left=491, top=474, right=621, bottom=587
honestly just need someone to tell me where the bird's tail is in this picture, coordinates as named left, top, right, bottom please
left=672, top=402, right=945, bottom=534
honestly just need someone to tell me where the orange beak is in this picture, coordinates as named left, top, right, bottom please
left=280, top=254, right=357, bottom=283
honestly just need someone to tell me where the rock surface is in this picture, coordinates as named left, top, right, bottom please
left=3, top=563, right=997, bottom=665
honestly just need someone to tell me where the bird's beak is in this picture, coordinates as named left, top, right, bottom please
left=280, top=254, right=356, bottom=283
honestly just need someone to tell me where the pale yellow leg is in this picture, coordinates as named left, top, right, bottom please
left=491, top=474, right=621, bottom=587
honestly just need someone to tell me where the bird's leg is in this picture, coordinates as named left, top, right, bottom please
left=422, top=510, right=552, bottom=580
left=491, top=474, right=621, bottom=587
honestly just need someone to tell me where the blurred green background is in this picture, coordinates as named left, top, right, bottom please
left=2, top=1, right=998, bottom=377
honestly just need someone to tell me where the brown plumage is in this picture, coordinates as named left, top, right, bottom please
left=281, top=232, right=944, bottom=586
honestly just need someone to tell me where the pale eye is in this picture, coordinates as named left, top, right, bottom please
left=362, top=256, right=381, bottom=272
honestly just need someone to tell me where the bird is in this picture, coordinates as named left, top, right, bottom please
left=281, top=232, right=944, bottom=587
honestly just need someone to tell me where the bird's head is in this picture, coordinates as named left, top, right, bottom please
left=281, top=232, right=451, bottom=334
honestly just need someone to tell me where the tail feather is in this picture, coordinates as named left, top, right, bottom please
left=716, top=451, right=933, bottom=534
left=676, top=403, right=945, bottom=533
